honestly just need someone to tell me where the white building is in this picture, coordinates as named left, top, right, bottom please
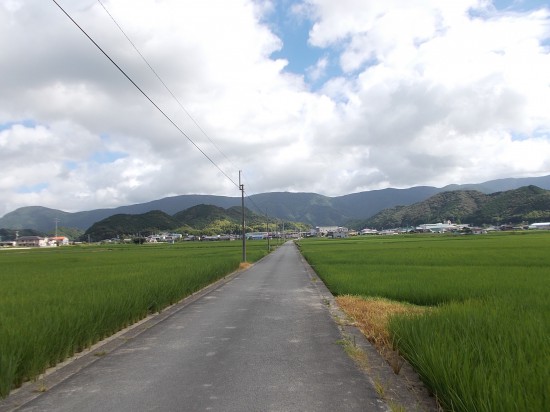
left=147, top=233, right=183, bottom=243
left=246, top=232, right=269, bottom=240
left=16, top=236, right=48, bottom=247
left=416, top=222, right=457, bottom=233
left=49, top=236, right=70, bottom=246
left=314, top=226, right=349, bottom=237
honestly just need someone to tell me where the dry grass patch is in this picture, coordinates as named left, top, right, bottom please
left=239, top=262, right=252, bottom=270
left=336, top=295, right=428, bottom=371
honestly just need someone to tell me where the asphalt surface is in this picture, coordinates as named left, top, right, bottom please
left=9, top=242, right=387, bottom=412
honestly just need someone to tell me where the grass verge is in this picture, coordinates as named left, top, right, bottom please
left=298, top=232, right=550, bottom=412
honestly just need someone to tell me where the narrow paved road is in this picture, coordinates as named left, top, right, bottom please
left=14, top=242, right=386, bottom=411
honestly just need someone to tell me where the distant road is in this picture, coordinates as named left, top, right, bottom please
left=9, top=242, right=386, bottom=411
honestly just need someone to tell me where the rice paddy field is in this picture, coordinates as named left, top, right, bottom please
left=298, top=232, right=550, bottom=412
left=0, top=241, right=269, bottom=398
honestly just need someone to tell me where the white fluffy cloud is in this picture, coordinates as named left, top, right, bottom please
left=0, top=0, right=549, bottom=217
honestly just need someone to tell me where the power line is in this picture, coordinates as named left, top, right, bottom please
left=51, top=0, right=239, bottom=189
left=96, top=0, right=239, bottom=175
left=243, top=191, right=265, bottom=216
left=53, top=0, right=275, bottom=255
left=238, top=170, right=266, bottom=216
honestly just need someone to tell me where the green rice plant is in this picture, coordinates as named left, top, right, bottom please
left=0, top=241, right=268, bottom=397
left=298, top=232, right=550, bottom=412
left=389, top=296, right=549, bottom=412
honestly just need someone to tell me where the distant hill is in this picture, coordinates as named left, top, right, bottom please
left=0, top=228, right=46, bottom=240
left=357, top=186, right=550, bottom=229
left=1, top=174, right=549, bottom=232
left=467, top=185, right=550, bottom=225
left=173, top=205, right=243, bottom=230
left=0, top=195, right=242, bottom=233
left=440, top=175, right=550, bottom=193
left=83, top=210, right=181, bottom=241
left=82, top=204, right=310, bottom=241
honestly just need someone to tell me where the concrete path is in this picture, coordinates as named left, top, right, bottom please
left=7, top=242, right=387, bottom=411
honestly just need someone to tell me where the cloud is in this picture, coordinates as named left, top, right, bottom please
left=0, top=0, right=549, bottom=218
left=304, top=0, right=550, bottom=183
left=306, top=56, right=328, bottom=81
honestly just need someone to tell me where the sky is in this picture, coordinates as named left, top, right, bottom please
left=1, top=0, right=549, bottom=217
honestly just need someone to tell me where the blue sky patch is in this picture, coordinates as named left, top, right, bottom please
left=63, top=161, right=79, bottom=170
left=0, top=119, right=38, bottom=132
left=16, top=182, right=49, bottom=194
left=493, top=0, right=549, bottom=12
left=469, top=0, right=549, bottom=18
left=265, top=1, right=341, bottom=88
left=89, top=151, right=127, bottom=164
left=511, top=128, right=550, bottom=141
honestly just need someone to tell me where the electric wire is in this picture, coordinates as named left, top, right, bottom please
left=239, top=171, right=263, bottom=213
left=243, top=190, right=290, bottom=236
left=52, top=1, right=283, bottom=245
left=244, top=191, right=266, bottom=216
left=51, top=0, right=239, bottom=189
left=96, top=0, right=239, bottom=176
left=239, top=170, right=266, bottom=216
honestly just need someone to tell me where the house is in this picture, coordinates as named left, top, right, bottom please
left=314, top=226, right=349, bottom=237
left=146, top=233, right=183, bottom=243
left=246, top=232, right=268, bottom=240
left=416, top=222, right=457, bottom=233
left=320, top=226, right=349, bottom=238
left=315, top=226, right=338, bottom=236
left=378, top=229, right=399, bottom=235
left=16, top=236, right=48, bottom=247
left=327, top=230, right=348, bottom=239
left=50, top=236, right=70, bottom=246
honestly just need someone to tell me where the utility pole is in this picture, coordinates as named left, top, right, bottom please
left=239, top=171, right=246, bottom=262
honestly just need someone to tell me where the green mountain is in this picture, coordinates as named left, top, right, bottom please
left=0, top=195, right=243, bottom=233
left=0, top=228, right=46, bottom=241
left=83, top=210, right=181, bottom=241
left=173, top=205, right=242, bottom=230
left=2, top=175, right=550, bottom=231
left=82, top=205, right=311, bottom=242
left=468, top=185, right=550, bottom=225
left=356, top=186, right=550, bottom=229
left=0, top=206, right=74, bottom=233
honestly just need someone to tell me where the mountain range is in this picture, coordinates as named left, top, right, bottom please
left=358, top=185, right=550, bottom=228
left=1, top=175, right=549, bottom=233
